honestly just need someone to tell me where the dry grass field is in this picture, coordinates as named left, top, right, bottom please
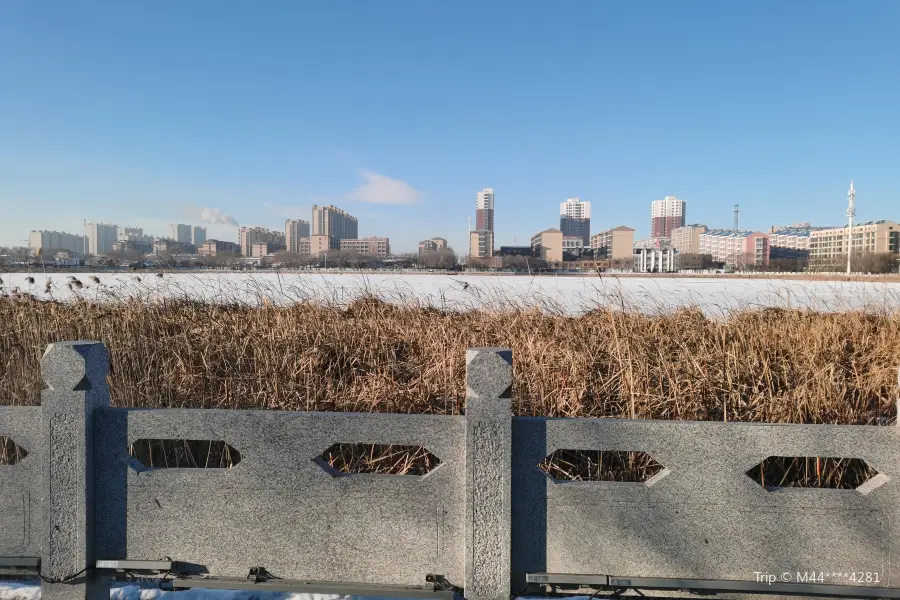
left=1, top=290, right=897, bottom=483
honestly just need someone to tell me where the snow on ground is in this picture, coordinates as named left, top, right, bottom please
left=2, top=271, right=900, bottom=315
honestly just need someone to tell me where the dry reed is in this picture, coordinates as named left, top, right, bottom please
left=1, top=289, right=898, bottom=482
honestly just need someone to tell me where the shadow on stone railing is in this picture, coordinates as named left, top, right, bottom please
left=1, top=342, right=899, bottom=600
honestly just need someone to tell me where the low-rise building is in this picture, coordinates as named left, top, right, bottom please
left=310, top=234, right=335, bottom=256
left=531, top=228, right=564, bottom=263
left=339, top=237, right=391, bottom=257
left=249, top=242, right=285, bottom=258
left=808, top=220, right=899, bottom=268
left=590, top=226, right=635, bottom=261
left=634, top=247, right=676, bottom=273
left=112, top=239, right=153, bottom=254
left=670, top=224, right=708, bottom=254
left=698, top=229, right=770, bottom=268
left=675, top=253, right=719, bottom=271
left=419, top=237, right=448, bottom=255
left=154, top=239, right=197, bottom=255
left=769, top=225, right=833, bottom=250
left=198, top=240, right=240, bottom=257
left=498, top=246, right=534, bottom=257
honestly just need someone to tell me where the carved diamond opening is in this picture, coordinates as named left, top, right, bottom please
left=0, top=437, right=27, bottom=466
left=746, top=456, right=881, bottom=491
left=539, top=449, right=665, bottom=483
left=130, top=439, right=241, bottom=469
left=315, top=443, right=442, bottom=477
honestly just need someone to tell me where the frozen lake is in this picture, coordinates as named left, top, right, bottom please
left=2, top=271, right=900, bottom=315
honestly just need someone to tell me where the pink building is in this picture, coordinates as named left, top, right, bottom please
left=698, top=229, right=770, bottom=267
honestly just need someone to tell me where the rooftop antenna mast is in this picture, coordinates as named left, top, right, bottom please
left=846, top=180, right=855, bottom=275
left=733, top=204, right=740, bottom=231
left=468, top=215, right=472, bottom=233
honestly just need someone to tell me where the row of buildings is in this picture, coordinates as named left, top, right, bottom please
left=28, top=224, right=207, bottom=257
left=203, top=205, right=390, bottom=259
left=25, top=204, right=392, bottom=262
left=460, top=186, right=898, bottom=272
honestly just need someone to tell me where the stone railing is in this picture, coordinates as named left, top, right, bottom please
left=1, top=341, right=899, bottom=600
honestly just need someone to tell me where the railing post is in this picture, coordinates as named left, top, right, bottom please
left=465, top=348, right=513, bottom=600
left=40, top=341, right=111, bottom=600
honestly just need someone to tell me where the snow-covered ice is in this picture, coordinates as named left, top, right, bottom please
left=2, top=271, right=900, bottom=315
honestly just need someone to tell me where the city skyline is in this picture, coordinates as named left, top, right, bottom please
left=2, top=2, right=899, bottom=252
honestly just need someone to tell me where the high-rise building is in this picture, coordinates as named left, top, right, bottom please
left=168, top=224, right=193, bottom=244
left=475, top=188, right=495, bottom=232
left=590, top=226, right=635, bottom=261
left=84, top=222, right=119, bottom=255
left=239, top=226, right=286, bottom=257
left=28, top=230, right=86, bottom=255
left=192, top=226, right=207, bottom=246
left=117, top=226, right=153, bottom=244
left=285, top=219, right=311, bottom=253
left=311, top=205, right=358, bottom=245
left=651, top=196, right=686, bottom=238
left=560, top=198, right=591, bottom=246
left=670, top=224, right=708, bottom=255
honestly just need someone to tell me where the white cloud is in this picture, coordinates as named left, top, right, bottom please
left=349, top=170, right=421, bottom=205
left=185, top=206, right=240, bottom=227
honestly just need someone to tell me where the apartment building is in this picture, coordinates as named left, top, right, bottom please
left=198, top=240, right=240, bottom=257
left=117, top=227, right=152, bottom=244
left=310, top=234, right=334, bottom=257
left=153, top=239, right=196, bottom=255
left=419, top=237, right=448, bottom=255
left=168, top=224, right=193, bottom=244
left=476, top=188, right=495, bottom=232
left=339, top=237, right=391, bottom=257
left=670, top=224, right=708, bottom=254
left=699, top=229, right=770, bottom=267
left=285, top=219, right=311, bottom=253
left=249, top=242, right=284, bottom=258
left=769, top=225, right=832, bottom=250
left=560, top=198, right=591, bottom=246
left=84, top=222, right=119, bottom=255
left=311, top=205, right=358, bottom=244
left=808, top=220, right=899, bottom=266
left=651, top=196, right=686, bottom=238
left=239, top=226, right=285, bottom=257
left=28, top=230, right=86, bottom=255
left=112, top=239, right=153, bottom=255
left=590, top=226, right=635, bottom=260
left=531, top=228, right=564, bottom=263
left=469, top=230, right=494, bottom=259
left=192, top=226, right=207, bottom=246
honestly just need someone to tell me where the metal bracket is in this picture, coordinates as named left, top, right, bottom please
left=526, top=573, right=900, bottom=599
left=0, top=556, right=40, bottom=577
left=166, top=574, right=457, bottom=599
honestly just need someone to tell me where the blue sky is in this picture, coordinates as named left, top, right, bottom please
left=1, top=1, right=898, bottom=253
